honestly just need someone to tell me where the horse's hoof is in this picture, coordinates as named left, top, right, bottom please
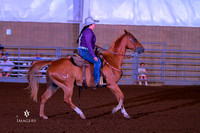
left=112, top=109, right=115, bottom=114
left=124, top=114, right=131, bottom=119
left=80, top=114, right=86, bottom=119
left=40, top=115, right=48, bottom=119
left=112, top=108, right=118, bottom=114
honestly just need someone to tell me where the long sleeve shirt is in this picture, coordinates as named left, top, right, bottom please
left=80, top=28, right=96, bottom=58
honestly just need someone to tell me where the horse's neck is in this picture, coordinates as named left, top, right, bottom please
left=103, top=42, right=127, bottom=69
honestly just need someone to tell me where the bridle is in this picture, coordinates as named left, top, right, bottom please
left=127, top=35, right=138, bottom=50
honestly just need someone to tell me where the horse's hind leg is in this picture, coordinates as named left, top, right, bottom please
left=49, top=74, right=86, bottom=119
left=40, top=82, right=58, bottom=119
left=63, top=85, right=86, bottom=119
left=108, top=83, right=130, bottom=119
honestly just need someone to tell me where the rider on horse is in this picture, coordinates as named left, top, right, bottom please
left=77, top=17, right=103, bottom=87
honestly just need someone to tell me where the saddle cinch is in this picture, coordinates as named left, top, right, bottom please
left=69, top=53, right=105, bottom=89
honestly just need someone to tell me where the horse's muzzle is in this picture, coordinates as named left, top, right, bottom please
left=136, top=47, right=145, bottom=54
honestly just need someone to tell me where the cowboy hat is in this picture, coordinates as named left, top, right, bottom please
left=82, top=17, right=99, bottom=27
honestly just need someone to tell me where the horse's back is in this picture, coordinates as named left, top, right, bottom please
left=47, top=58, right=71, bottom=74
left=47, top=57, right=83, bottom=85
left=49, top=58, right=72, bottom=68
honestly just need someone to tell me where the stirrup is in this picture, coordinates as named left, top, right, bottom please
left=93, top=76, right=107, bottom=89
left=94, top=83, right=107, bottom=88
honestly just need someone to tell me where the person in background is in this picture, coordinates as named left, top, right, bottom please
left=0, top=55, right=15, bottom=77
left=138, top=62, right=148, bottom=86
left=32, top=53, right=42, bottom=64
left=77, top=17, right=102, bottom=87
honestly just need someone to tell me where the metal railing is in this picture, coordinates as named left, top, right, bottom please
left=0, top=44, right=200, bottom=85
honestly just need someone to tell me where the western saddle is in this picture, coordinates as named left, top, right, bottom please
left=69, top=53, right=105, bottom=90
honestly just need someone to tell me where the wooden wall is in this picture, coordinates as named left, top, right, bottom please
left=0, top=21, right=79, bottom=47
left=95, top=24, right=200, bottom=50
left=0, top=21, right=200, bottom=51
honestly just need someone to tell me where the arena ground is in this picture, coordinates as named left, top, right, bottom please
left=0, top=83, right=200, bottom=133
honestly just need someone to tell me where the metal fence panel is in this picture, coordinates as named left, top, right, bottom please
left=0, top=45, right=200, bottom=85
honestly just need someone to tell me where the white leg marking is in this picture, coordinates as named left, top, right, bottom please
left=40, top=114, right=48, bottom=119
left=121, top=107, right=131, bottom=119
left=63, top=74, right=69, bottom=79
left=74, top=107, right=86, bottom=119
left=112, top=99, right=123, bottom=114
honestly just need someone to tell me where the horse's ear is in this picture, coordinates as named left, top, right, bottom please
left=124, top=29, right=129, bottom=34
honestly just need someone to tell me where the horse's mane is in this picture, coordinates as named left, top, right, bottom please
left=113, top=34, right=126, bottom=52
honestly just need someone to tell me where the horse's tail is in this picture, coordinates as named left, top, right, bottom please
left=26, top=60, right=52, bottom=102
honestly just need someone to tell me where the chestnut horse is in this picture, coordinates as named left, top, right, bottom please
left=26, top=30, right=144, bottom=119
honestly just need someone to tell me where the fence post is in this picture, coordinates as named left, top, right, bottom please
left=161, top=44, right=166, bottom=82
left=132, top=52, right=135, bottom=84
left=56, top=47, right=62, bottom=58
left=17, top=48, right=21, bottom=77
left=132, top=52, right=139, bottom=85
left=184, top=52, right=187, bottom=81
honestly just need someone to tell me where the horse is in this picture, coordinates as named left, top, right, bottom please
left=26, top=30, right=145, bottom=119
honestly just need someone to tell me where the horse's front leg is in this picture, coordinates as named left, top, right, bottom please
left=112, top=98, right=123, bottom=114
left=107, top=83, right=130, bottom=119
left=121, top=105, right=131, bottom=119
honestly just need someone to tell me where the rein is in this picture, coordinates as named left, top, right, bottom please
left=95, top=45, right=133, bottom=58
left=103, top=59, right=123, bottom=75
left=95, top=45, right=124, bottom=75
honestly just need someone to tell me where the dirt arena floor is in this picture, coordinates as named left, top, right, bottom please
left=0, top=83, right=200, bottom=133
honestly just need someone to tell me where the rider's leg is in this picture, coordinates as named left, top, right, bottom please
left=93, top=58, right=101, bottom=84
left=78, top=49, right=101, bottom=84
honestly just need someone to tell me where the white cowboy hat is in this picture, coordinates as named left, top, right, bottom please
left=82, top=17, right=99, bottom=27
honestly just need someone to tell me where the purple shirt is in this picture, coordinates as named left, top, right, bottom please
left=80, top=28, right=96, bottom=58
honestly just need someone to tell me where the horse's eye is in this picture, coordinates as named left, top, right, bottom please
left=133, top=38, right=137, bottom=42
